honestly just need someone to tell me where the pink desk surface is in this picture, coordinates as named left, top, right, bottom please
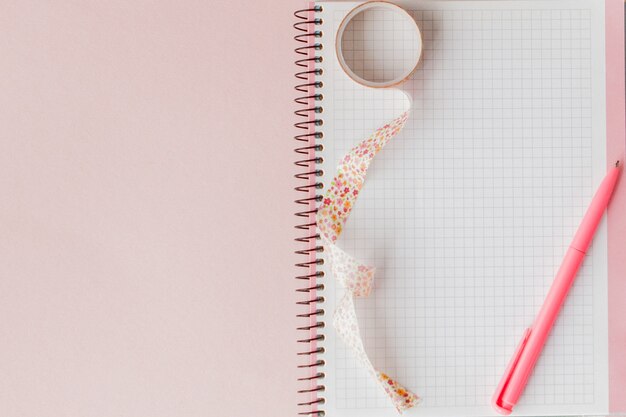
left=0, top=1, right=299, bottom=416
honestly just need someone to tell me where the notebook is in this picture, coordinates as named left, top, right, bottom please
left=294, top=1, right=626, bottom=416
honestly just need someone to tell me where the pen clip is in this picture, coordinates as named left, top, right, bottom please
left=492, top=327, right=532, bottom=415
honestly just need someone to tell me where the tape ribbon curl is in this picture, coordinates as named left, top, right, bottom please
left=318, top=2, right=423, bottom=413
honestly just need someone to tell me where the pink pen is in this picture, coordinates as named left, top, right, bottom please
left=492, top=161, right=622, bottom=415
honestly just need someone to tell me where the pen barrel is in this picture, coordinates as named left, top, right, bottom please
left=501, top=247, right=586, bottom=407
left=495, top=164, right=620, bottom=414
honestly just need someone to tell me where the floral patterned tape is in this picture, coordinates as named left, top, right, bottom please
left=318, top=109, right=421, bottom=413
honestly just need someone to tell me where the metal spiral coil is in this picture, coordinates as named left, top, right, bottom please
left=294, top=4, right=325, bottom=416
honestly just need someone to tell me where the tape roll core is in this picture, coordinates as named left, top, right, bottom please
left=336, top=1, right=422, bottom=88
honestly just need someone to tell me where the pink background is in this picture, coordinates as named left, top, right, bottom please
left=0, top=1, right=299, bottom=416
left=1, top=1, right=624, bottom=416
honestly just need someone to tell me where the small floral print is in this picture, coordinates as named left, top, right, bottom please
left=318, top=111, right=409, bottom=242
left=377, top=372, right=420, bottom=413
left=317, top=111, right=419, bottom=414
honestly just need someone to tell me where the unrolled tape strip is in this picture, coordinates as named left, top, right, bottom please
left=318, top=1, right=423, bottom=413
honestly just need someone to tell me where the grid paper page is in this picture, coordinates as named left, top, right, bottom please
left=317, top=1, right=609, bottom=416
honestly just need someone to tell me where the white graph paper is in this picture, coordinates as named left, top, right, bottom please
left=317, top=1, right=609, bottom=416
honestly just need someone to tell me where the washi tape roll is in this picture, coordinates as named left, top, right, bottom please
left=318, top=1, right=423, bottom=414
left=335, top=1, right=422, bottom=88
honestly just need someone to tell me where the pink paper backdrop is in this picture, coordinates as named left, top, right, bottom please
left=0, top=1, right=299, bottom=416
left=605, top=0, right=626, bottom=411
left=1, top=1, right=624, bottom=416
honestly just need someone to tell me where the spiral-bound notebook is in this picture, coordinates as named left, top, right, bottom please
left=294, top=1, right=626, bottom=416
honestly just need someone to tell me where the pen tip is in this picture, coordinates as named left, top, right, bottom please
left=617, top=160, right=621, bottom=168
